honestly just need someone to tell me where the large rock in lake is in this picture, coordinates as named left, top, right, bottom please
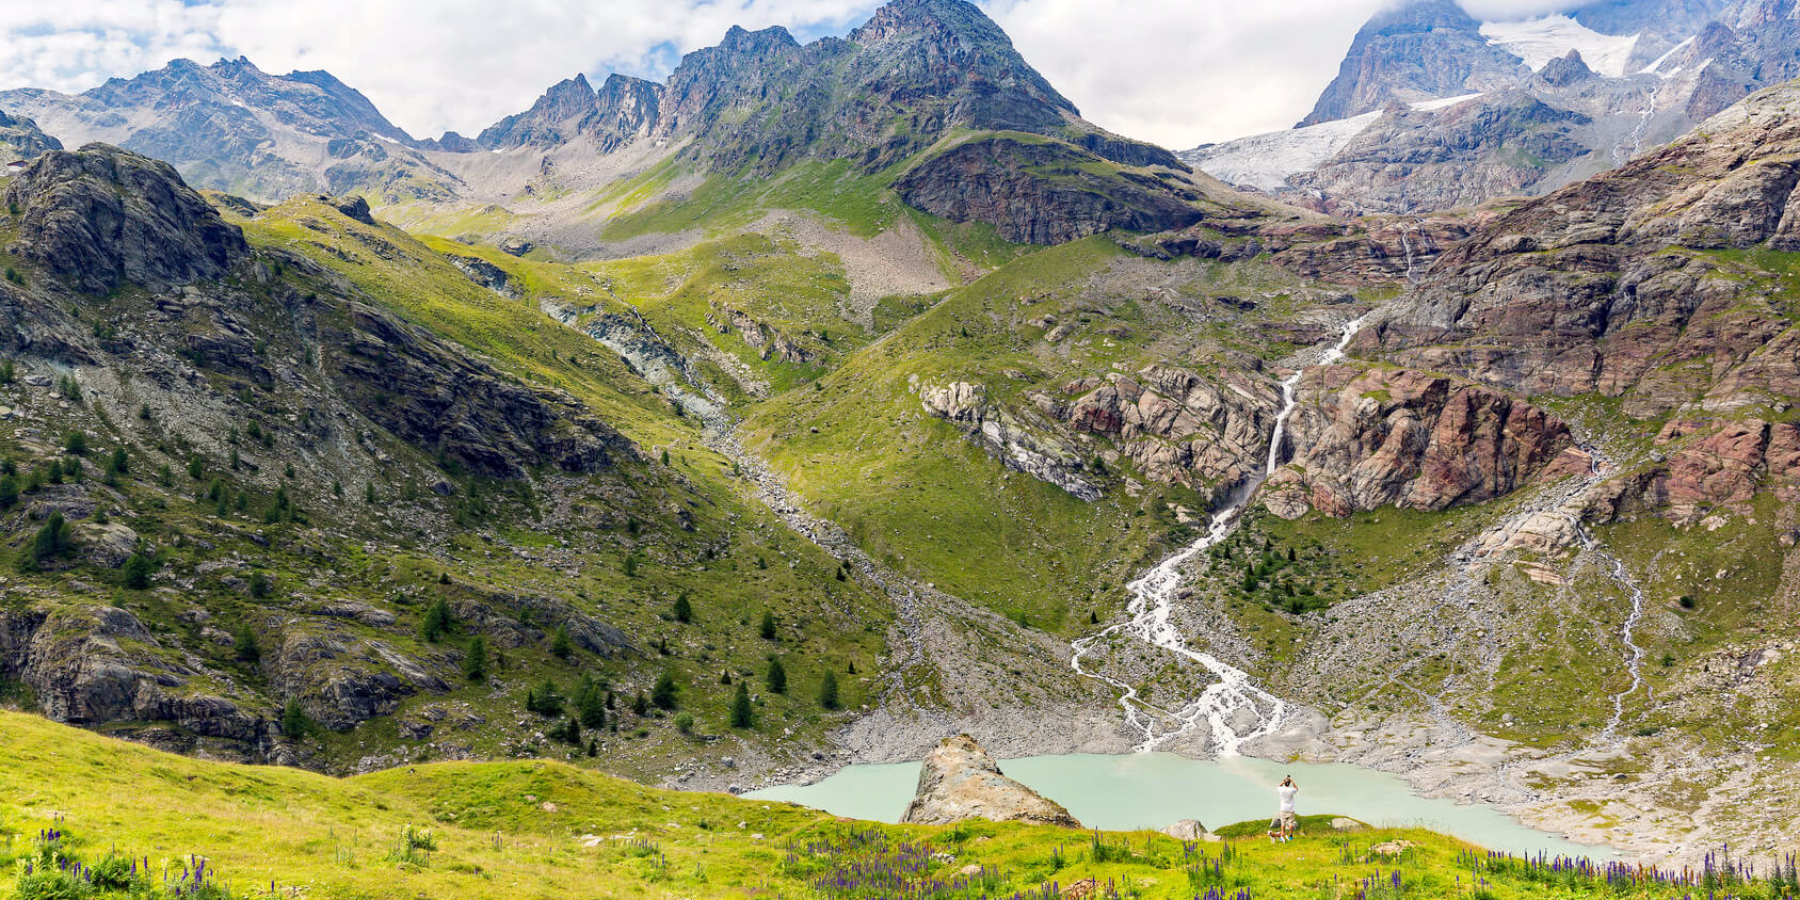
left=900, top=735, right=1081, bottom=828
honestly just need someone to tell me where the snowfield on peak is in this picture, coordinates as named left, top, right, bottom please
left=1479, top=14, right=1640, bottom=78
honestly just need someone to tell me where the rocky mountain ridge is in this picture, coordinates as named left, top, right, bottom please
left=1188, top=0, right=1800, bottom=215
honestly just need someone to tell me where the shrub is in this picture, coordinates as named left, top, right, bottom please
left=62, top=432, right=87, bottom=456
left=248, top=572, right=273, bottom=599
left=672, top=592, right=693, bottom=624
left=675, top=712, right=694, bottom=735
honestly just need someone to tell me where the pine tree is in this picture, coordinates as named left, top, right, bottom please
left=464, top=636, right=488, bottom=682
left=281, top=699, right=308, bottom=739
left=672, top=593, right=693, bottom=624
left=551, top=624, right=572, bottom=659
left=729, top=682, right=753, bottom=729
left=0, top=473, right=18, bottom=510
left=652, top=669, right=679, bottom=710
left=421, top=599, right=454, bottom=642
left=759, top=611, right=777, bottom=640
left=527, top=677, right=564, bottom=715
left=234, top=623, right=261, bottom=663
left=188, top=457, right=205, bottom=480
left=766, top=657, right=787, bottom=694
left=630, top=692, right=649, bottom=716
left=122, top=551, right=154, bottom=589
left=576, top=679, right=607, bottom=729
left=818, top=670, right=840, bottom=711
left=846, top=661, right=856, bottom=675
left=1090, top=610, right=1099, bottom=625
left=19, top=511, right=72, bottom=571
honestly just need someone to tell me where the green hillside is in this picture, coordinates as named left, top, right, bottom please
left=5, top=710, right=1794, bottom=900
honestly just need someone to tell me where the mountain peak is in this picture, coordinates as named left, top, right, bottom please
left=720, top=24, right=800, bottom=54
left=851, top=0, right=1006, bottom=45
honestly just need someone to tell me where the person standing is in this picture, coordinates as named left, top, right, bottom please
left=1276, top=775, right=1299, bottom=841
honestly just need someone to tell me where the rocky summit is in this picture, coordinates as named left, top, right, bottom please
left=0, top=1, right=1797, bottom=897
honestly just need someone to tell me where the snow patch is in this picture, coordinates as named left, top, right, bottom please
left=1412, top=92, right=1484, bottom=112
left=1189, top=94, right=1483, bottom=193
left=1189, top=112, right=1379, bottom=192
left=1480, top=14, right=1639, bottom=79
left=1640, top=35, right=1694, bottom=76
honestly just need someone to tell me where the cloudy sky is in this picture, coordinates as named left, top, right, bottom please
left=0, top=0, right=1592, bottom=149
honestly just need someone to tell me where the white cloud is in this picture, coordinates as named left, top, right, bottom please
left=0, top=0, right=1611, bottom=152
left=984, top=0, right=1389, bottom=148
left=1455, top=0, right=1599, bottom=19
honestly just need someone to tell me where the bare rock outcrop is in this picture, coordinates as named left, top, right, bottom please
left=1050, top=366, right=1274, bottom=499
left=4, top=143, right=248, bottom=294
left=917, top=380, right=1101, bottom=501
left=900, top=734, right=1081, bottom=828
left=895, top=137, right=1202, bottom=245
left=1264, top=366, right=1580, bottom=518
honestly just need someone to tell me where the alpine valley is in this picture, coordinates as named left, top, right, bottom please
left=0, top=1, right=1797, bottom=898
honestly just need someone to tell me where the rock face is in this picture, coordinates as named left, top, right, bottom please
left=900, top=735, right=1081, bottom=827
left=475, top=74, right=661, bottom=153
left=1050, top=367, right=1273, bottom=499
left=895, top=138, right=1202, bottom=245
left=1194, top=0, right=1800, bottom=215
left=1299, top=0, right=1524, bottom=126
left=917, top=381, right=1101, bottom=500
left=1372, top=80, right=1800, bottom=416
left=329, top=298, right=632, bottom=479
left=0, top=605, right=271, bottom=756
left=1290, top=92, right=1592, bottom=214
left=4, top=144, right=248, bottom=294
left=1263, top=366, right=1580, bottom=519
left=0, top=108, right=61, bottom=162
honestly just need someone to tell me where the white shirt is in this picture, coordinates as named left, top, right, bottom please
left=1278, top=785, right=1298, bottom=813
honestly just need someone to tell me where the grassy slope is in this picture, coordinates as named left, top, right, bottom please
left=0, top=194, right=897, bottom=779
left=4, top=710, right=1778, bottom=900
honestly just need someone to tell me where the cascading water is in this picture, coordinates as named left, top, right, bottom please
left=1072, top=312, right=1376, bottom=755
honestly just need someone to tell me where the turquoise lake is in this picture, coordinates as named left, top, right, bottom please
left=749, top=752, right=1603, bottom=858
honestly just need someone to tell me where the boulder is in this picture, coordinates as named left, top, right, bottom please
left=74, top=522, right=139, bottom=568
left=900, top=734, right=1081, bottom=828
left=1161, top=819, right=1210, bottom=841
